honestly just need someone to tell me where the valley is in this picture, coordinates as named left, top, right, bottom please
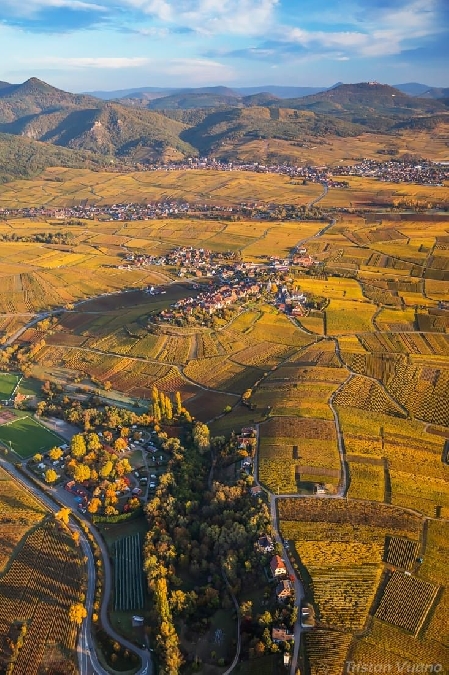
left=0, top=73, right=447, bottom=675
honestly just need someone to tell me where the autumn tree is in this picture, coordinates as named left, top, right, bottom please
left=45, top=468, right=58, bottom=484
left=88, top=497, right=102, bottom=514
left=71, top=434, right=87, bottom=460
left=49, top=447, right=63, bottom=461
left=175, top=391, right=182, bottom=416
left=69, top=603, right=87, bottom=625
left=192, top=422, right=210, bottom=454
left=56, top=507, right=71, bottom=525
left=74, top=463, right=91, bottom=483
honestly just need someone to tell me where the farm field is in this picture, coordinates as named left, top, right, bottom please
left=0, top=520, right=85, bottom=675
left=0, top=465, right=48, bottom=572
left=278, top=498, right=435, bottom=673
left=0, top=168, right=324, bottom=208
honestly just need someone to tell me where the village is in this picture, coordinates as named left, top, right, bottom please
left=137, top=245, right=317, bottom=326
left=0, top=157, right=447, bottom=224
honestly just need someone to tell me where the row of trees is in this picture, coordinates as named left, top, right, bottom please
left=143, top=420, right=273, bottom=673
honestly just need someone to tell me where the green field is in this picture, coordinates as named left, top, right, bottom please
left=0, top=373, right=20, bottom=399
left=0, top=415, right=65, bottom=457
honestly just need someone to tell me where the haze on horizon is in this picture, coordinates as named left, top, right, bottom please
left=0, top=0, right=448, bottom=91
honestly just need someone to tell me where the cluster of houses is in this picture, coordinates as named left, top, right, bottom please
left=157, top=276, right=262, bottom=321
left=140, top=155, right=448, bottom=187
left=142, top=244, right=316, bottom=324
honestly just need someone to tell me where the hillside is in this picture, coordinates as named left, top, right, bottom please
left=273, top=83, right=447, bottom=130
left=147, top=91, right=241, bottom=110
left=0, top=132, right=108, bottom=182
left=179, top=106, right=365, bottom=156
left=0, top=77, right=99, bottom=123
left=0, top=77, right=448, bottom=176
left=0, top=80, right=197, bottom=161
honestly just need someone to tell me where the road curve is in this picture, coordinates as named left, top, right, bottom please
left=0, top=458, right=152, bottom=675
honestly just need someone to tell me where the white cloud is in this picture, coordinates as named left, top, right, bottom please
left=280, top=0, right=442, bottom=59
left=1, top=0, right=107, bottom=13
left=17, top=55, right=235, bottom=81
left=122, top=0, right=278, bottom=35
left=24, top=56, right=151, bottom=68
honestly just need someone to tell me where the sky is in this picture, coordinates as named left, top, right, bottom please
left=0, top=0, right=448, bottom=91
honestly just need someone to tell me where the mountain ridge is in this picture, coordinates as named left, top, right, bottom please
left=0, top=78, right=447, bottom=172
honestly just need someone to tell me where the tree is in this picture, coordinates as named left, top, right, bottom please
left=56, top=507, right=71, bottom=525
left=175, top=391, right=182, bottom=416
left=114, top=437, right=127, bottom=453
left=86, top=433, right=102, bottom=452
left=88, top=498, right=102, bottom=514
left=71, top=434, right=87, bottom=459
left=45, top=468, right=58, bottom=484
left=192, top=422, right=210, bottom=454
left=74, top=463, right=91, bottom=482
left=69, top=603, right=87, bottom=625
left=33, top=453, right=43, bottom=463
left=100, top=460, right=113, bottom=478
left=49, top=447, right=63, bottom=461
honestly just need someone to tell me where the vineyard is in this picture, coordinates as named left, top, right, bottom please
left=0, top=521, right=84, bottom=675
left=384, top=536, right=420, bottom=570
left=0, top=466, right=47, bottom=572
left=304, top=630, right=352, bottom=675
left=375, top=571, right=439, bottom=636
left=258, top=416, right=340, bottom=494
left=334, top=374, right=406, bottom=418
left=114, top=534, right=145, bottom=611
left=278, top=499, right=422, bottom=537
left=309, top=565, right=381, bottom=630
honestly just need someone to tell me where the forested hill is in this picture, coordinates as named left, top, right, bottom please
left=0, top=78, right=448, bottom=177
left=0, top=133, right=108, bottom=183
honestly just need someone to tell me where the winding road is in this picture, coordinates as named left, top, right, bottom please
left=0, top=458, right=153, bottom=675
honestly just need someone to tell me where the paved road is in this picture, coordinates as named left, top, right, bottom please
left=253, top=427, right=306, bottom=675
left=270, top=496, right=305, bottom=675
left=0, top=458, right=153, bottom=675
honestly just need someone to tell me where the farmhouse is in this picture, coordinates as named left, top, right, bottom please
left=276, top=579, right=293, bottom=601
left=272, top=626, right=294, bottom=643
left=257, top=535, right=274, bottom=553
left=270, top=555, right=287, bottom=577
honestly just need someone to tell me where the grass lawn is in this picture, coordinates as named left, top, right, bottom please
left=18, top=377, right=43, bottom=397
left=0, top=415, right=65, bottom=457
left=0, top=373, right=20, bottom=398
left=96, top=512, right=149, bottom=550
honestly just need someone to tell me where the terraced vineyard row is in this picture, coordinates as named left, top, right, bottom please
left=375, top=571, right=439, bottom=635
left=0, top=522, right=84, bottom=675
left=385, top=536, right=420, bottom=570
left=114, top=534, right=144, bottom=611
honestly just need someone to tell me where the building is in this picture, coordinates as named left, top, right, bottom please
left=276, top=579, right=293, bottom=601
left=257, top=535, right=274, bottom=553
left=250, top=485, right=263, bottom=497
left=271, top=626, right=294, bottom=643
left=270, top=555, right=287, bottom=577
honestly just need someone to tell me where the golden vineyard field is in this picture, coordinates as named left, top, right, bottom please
left=0, top=168, right=448, bottom=673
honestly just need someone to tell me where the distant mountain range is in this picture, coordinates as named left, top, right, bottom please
left=83, top=82, right=448, bottom=102
left=0, top=77, right=447, bottom=181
